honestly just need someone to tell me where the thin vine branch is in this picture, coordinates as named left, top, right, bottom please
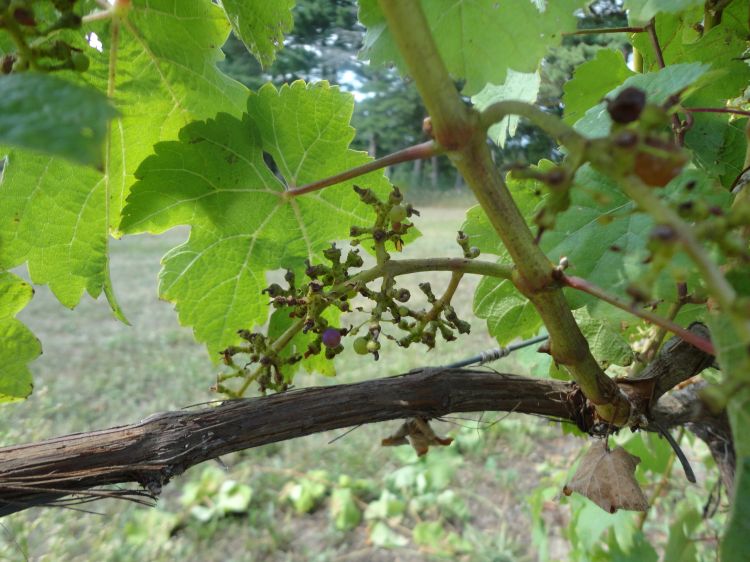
left=645, top=19, right=666, bottom=69
left=562, top=26, right=646, bottom=36
left=284, top=141, right=443, bottom=198
left=683, top=107, right=750, bottom=118
left=562, top=274, right=716, bottom=355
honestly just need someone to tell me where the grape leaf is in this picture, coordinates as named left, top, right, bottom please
left=0, top=0, right=246, bottom=314
left=564, top=441, right=648, bottom=513
left=573, top=309, right=633, bottom=368
left=472, top=70, right=541, bottom=147
left=624, top=0, right=704, bottom=24
left=632, top=4, right=750, bottom=182
left=0, top=74, right=117, bottom=166
left=121, top=81, right=391, bottom=355
left=359, top=0, right=585, bottom=95
left=0, top=272, right=41, bottom=402
left=473, top=276, right=542, bottom=346
left=574, top=63, right=712, bottom=137
left=219, top=0, right=295, bottom=67
left=563, top=49, right=635, bottom=126
left=722, top=456, right=750, bottom=562
left=465, top=164, right=726, bottom=343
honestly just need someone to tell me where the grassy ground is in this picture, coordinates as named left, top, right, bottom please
left=1, top=202, right=588, bottom=561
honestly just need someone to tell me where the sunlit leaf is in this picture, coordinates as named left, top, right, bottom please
left=121, top=81, right=390, bottom=355
left=0, top=272, right=40, bottom=402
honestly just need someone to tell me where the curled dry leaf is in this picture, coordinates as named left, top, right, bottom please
left=381, top=417, right=453, bottom=456
left=563, top=440, right=648, bottom=513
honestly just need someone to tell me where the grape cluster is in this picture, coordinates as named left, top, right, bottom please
left=1, top=0, right=89, bottom=74
left=219, top=185, right=476, bottom=396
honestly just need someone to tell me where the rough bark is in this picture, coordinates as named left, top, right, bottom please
left=0, top=329, right=730, bottom=516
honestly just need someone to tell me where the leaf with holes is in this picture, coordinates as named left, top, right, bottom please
left=472, top=70, right=541, bottom=147
left=121, top=81, right=390, bottom=355
left=564, top=441, right=648, bottom=513
left=219, top=0, right=295, bottom=67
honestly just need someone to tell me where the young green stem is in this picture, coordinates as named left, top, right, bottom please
left=82, top=10, right=114, bottom=24
left=421, top=271, right=462, bottom=325
left=285, top=141, right=442, bottom=198
left=562, top=275, right=715, bottom=355
left=378, top=0, right=629, bottom=423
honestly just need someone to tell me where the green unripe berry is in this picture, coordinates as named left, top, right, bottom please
left=389, top=204, right=407, bottom=224
left=71, top=52, right=89, bottom=72
left=366, top=340, right=380, bottom=353
left=353, top=337, right=369, bottom=355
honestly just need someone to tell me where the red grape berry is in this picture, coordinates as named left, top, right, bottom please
left=322, top=328, right=342, bottom=348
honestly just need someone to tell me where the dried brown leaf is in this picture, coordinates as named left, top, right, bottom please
left=564, top=441, right=648, bottom=513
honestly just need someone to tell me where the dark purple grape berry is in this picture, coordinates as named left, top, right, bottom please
left=322, top=328, right=342, bottom=348
left=606, top=87, right=646, bottom=124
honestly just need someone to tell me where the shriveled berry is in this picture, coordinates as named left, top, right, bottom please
left=321, top=328, right=341, bottom=348
left=607, top=87, right=646, bottom=124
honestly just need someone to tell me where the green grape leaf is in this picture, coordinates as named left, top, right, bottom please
left=632, top=5, right=750, bottom=182
left=573, top=309, right=633, bottom=368
left=473, top=275, right=542, bottom=345
left=0, top=74, right=117, bottom=166
left=0, top=0, right=246, bottom=314
left=624, top=0, right=704, bottom=25
left=0, top=153, right=114, bottom=308
left=663, top=502, right=702, bottom=562
left=722, top=456, right=750, bottom=561
left=359, top=0, right=585, bottom=95
left=465, top=164, right=725, bottom=343
left=472, top=70, right=541, bottom=147
left=0, top=272, right=41, bottom=402
left=574, top=62, right=712, bottom=137
left=563, top=49, right=635, bottom=126
left=121, top=81, right=391, bottom=355
left=219, top=0, right=295, bottom=68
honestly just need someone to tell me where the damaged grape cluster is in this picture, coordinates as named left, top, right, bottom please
left=218, top=186, right=478, bottom=395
